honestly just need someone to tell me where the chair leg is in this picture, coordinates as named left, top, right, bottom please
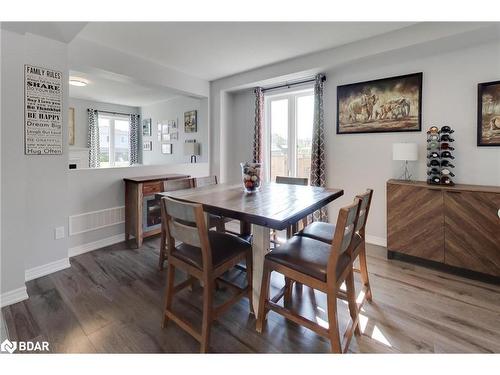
left=284, top=277, right=293, bottom=305
left=256, top=264, right=272, bottom=333
left=215, top=218, right=225, bottom=233
left=245, top=251, right=254, bottom=315
left=200, top=279, right=214, bottom=353
left=326, top=288, right=342, bottom=353
left=162, top=263, right=175, bottom=328
left=358, top=242, right=373, bottom=302
left=345, top=269, right=361, bottom=336
left=158, top=229, right=166, bottom=270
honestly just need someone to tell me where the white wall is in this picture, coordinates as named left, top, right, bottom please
left=68, top=163, right=209, bottom=249
left=1, top=30, right=69, bottom=299
left=224, top=39, right=500, bottom=243
left=140, top=96, right=209, bottom=165
left=69, top=97, right=139, bottom=149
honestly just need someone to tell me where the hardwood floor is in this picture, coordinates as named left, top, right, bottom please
left=2, top=234, right=500, bottom=353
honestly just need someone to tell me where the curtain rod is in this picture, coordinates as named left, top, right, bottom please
left=88, top=109, right=136, bottom=117
left=261, top=75, right=326, bottom=93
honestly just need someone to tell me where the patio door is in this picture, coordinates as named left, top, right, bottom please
left=265, top=89, right=314, bottom=182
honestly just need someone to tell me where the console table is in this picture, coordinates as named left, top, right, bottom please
left=124, top=174, right=189, bottom=247
left=387, top=179, right=500, bottom=280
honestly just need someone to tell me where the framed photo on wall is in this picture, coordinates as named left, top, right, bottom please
left=68, top=107, right=75, bottom=145
left=143, top=141, right=152, bottom=151
left=477, top=80, right=500, bottom=146
left=184, top=110, right=197, bottom=133
left=337, top=72, right=422, bottom=134
left=162, top=143, right=173, bottom=154
left=142, top=118, right=152, bottom=136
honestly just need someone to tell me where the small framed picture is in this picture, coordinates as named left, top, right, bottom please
left=162, top=133, right=171, bottom=141
left=169, top=131, right=178, bottom=140
left=184, top=110, right=197, bottom=133
left=162, top=143, right=173, bottom=154
left=157, top=123, right=162, bottom=132
left=143, top=141, right=152, bottom=151
left=168, top=119, right=177, bottom=129
left=142, top=118, right=152, bottom=136
left=157, top=131, right=161, bottom=141
left=161, top=124, right=169, bottom=134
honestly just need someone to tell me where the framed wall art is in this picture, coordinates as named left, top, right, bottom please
left=337, top=72, right=422, bottom=134
left=184, top=110, right=197, bottom=133
left=477, top=80, right=500, bottom=146
left=142, top=118, right=152, bottom=136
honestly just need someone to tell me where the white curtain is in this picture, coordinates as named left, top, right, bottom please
left=129, top=114, right=140, bottom=165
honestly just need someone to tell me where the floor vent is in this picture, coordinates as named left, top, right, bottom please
left=69, top=206, right=125, bottom=236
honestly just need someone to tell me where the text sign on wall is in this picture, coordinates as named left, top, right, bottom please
left=24, top=64, right=63, bottom=155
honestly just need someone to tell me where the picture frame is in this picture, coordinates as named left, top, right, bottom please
left=142, top=118, right=152, bottom=137
left=162, top=133, right=171, bottom=141
left=168, top=119, right=177, bottom=129
left=161, top=143, right=173, bottom=154
left=337, top=72, right=423, bottom=134
left=143, top=141, right=152, bottom=151
left=161, top=123, right=169, bottom=134
left=68, top=107, right=75, bottom=145
left=477, top=80, right=500, bottom=146
left=184, top=110, right=197, bottom=133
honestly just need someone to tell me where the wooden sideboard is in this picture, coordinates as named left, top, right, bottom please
left=387, top=179, right=500, bottom=279
left=124, top=174, right=189, bottom=247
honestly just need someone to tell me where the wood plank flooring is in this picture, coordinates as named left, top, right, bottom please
left=2, top=233, right=500, bottom=353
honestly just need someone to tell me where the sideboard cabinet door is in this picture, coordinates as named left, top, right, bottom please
left=444, top=191, right=500, bottom=276
left=387, top=183, right=445, bottom=262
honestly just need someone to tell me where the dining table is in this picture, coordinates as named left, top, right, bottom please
left=156, top=182, right=344, bottom=320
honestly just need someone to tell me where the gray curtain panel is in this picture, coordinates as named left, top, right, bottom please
left=87, top=109, right=100, bottom=168
left=129, top=114, right=140, bottom=165
left=253, top=87, right=264, bottom=163
left=310, top=73, right=328, bottom=221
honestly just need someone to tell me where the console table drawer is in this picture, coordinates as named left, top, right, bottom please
left=142, top=182, right=163, bottom=195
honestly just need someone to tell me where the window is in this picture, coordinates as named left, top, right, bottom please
left=265, top=89, right=314, bottom=182
left=98, top=114, right=131, bottom=168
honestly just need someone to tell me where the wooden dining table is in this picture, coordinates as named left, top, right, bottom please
left=156, top=182, right=344, bottom=319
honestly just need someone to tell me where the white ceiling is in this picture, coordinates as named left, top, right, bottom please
left=69, top=68, right=179, bottom=107
left=2, top=22, right=87, bottom=43
left=76, top=22, right=414, bottom=81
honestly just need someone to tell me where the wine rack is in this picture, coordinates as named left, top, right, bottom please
left=426, top=126, right=455, bottom=186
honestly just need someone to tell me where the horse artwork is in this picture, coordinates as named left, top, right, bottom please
left=337, top=73, right=422, bottom=134
left=478, top=80, right=500, bottom=146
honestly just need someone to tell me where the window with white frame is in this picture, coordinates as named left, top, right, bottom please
left=98, top=113, right=131, bottom=168
left=265, top=88, right=314, bottom=182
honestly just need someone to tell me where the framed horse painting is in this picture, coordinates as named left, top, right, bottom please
left=337, top=72, right=423, bottom=134
left=477, top=80, right=500, bottom=146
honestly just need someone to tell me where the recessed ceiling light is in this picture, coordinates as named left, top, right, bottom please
left=69, top=78, right=88, bottom=87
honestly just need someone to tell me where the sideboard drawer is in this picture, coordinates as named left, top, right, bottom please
left=142, top=182, right=163, bottom=195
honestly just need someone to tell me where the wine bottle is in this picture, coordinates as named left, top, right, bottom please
left=439, top=126, right=454, bottom=134
left=428, top=159, right=440, bottom=167
left=427, top=168, right=440, bottom=175
left=427, top=141, right=439, bottom=150
left=428, top=126, right=439, bottom=134
left=428, top=151, right=440, bottom=158
left=440, top=143, right=455, bottom=150
left=440, top=160, right=455, bottom=168
left=440, top=134, right=454, bottom=142
left=440, top=151, right=455, bottom=159
left=428, top=176, right=441, bottom=184
left=427, top=134, right=439, bottom=142
left=441, top=168, right=455, bottom=177
left=441, top=176, right=453, bottom=185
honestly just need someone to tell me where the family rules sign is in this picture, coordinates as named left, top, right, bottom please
left=24, top=64, right=63, bottom=155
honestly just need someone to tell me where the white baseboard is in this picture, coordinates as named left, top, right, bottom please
left=25, top=258, right=70, bottom=282
left=365, top=235, right=387, bottom=247
left=0, top=286, right=28, bottom=308
left=68, top=233, right=125, bottom=258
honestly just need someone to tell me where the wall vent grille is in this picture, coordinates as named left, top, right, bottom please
left=69, top=206, right=125, bottom=236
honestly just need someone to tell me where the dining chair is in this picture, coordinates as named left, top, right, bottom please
left=194, top=175, right=218, bottom=187
left=298, top=189, right=374, bottom=304
left=193, top=175, right=228, bottom=232
left=160, top=196, right=253, bottom=352
left=274, top=176, right=309, bottom=239
left=256, top=199, right=362, bottom=353
left=158, top=178, right=196, bottom=270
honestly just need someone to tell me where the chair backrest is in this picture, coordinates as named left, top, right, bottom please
left=161, top=196, right=212, bottom=267
left=163, top=177, right=195, bottom=192
left=330, top=199, right=361, bottom=256
left=275, top=176, right=309, bottom=186
left=354, top=189, right=373, bottom=235
left=195, top=175, right=218, bottom=187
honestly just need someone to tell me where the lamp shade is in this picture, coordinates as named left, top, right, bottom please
left=184, top=142, right=200, bottom=156
left=392, top=143, right=418, bottom=161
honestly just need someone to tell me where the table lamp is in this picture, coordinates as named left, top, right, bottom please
left=392, top=143, right=418, bottom=181
left=184, top=142, right=200, bottom=163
